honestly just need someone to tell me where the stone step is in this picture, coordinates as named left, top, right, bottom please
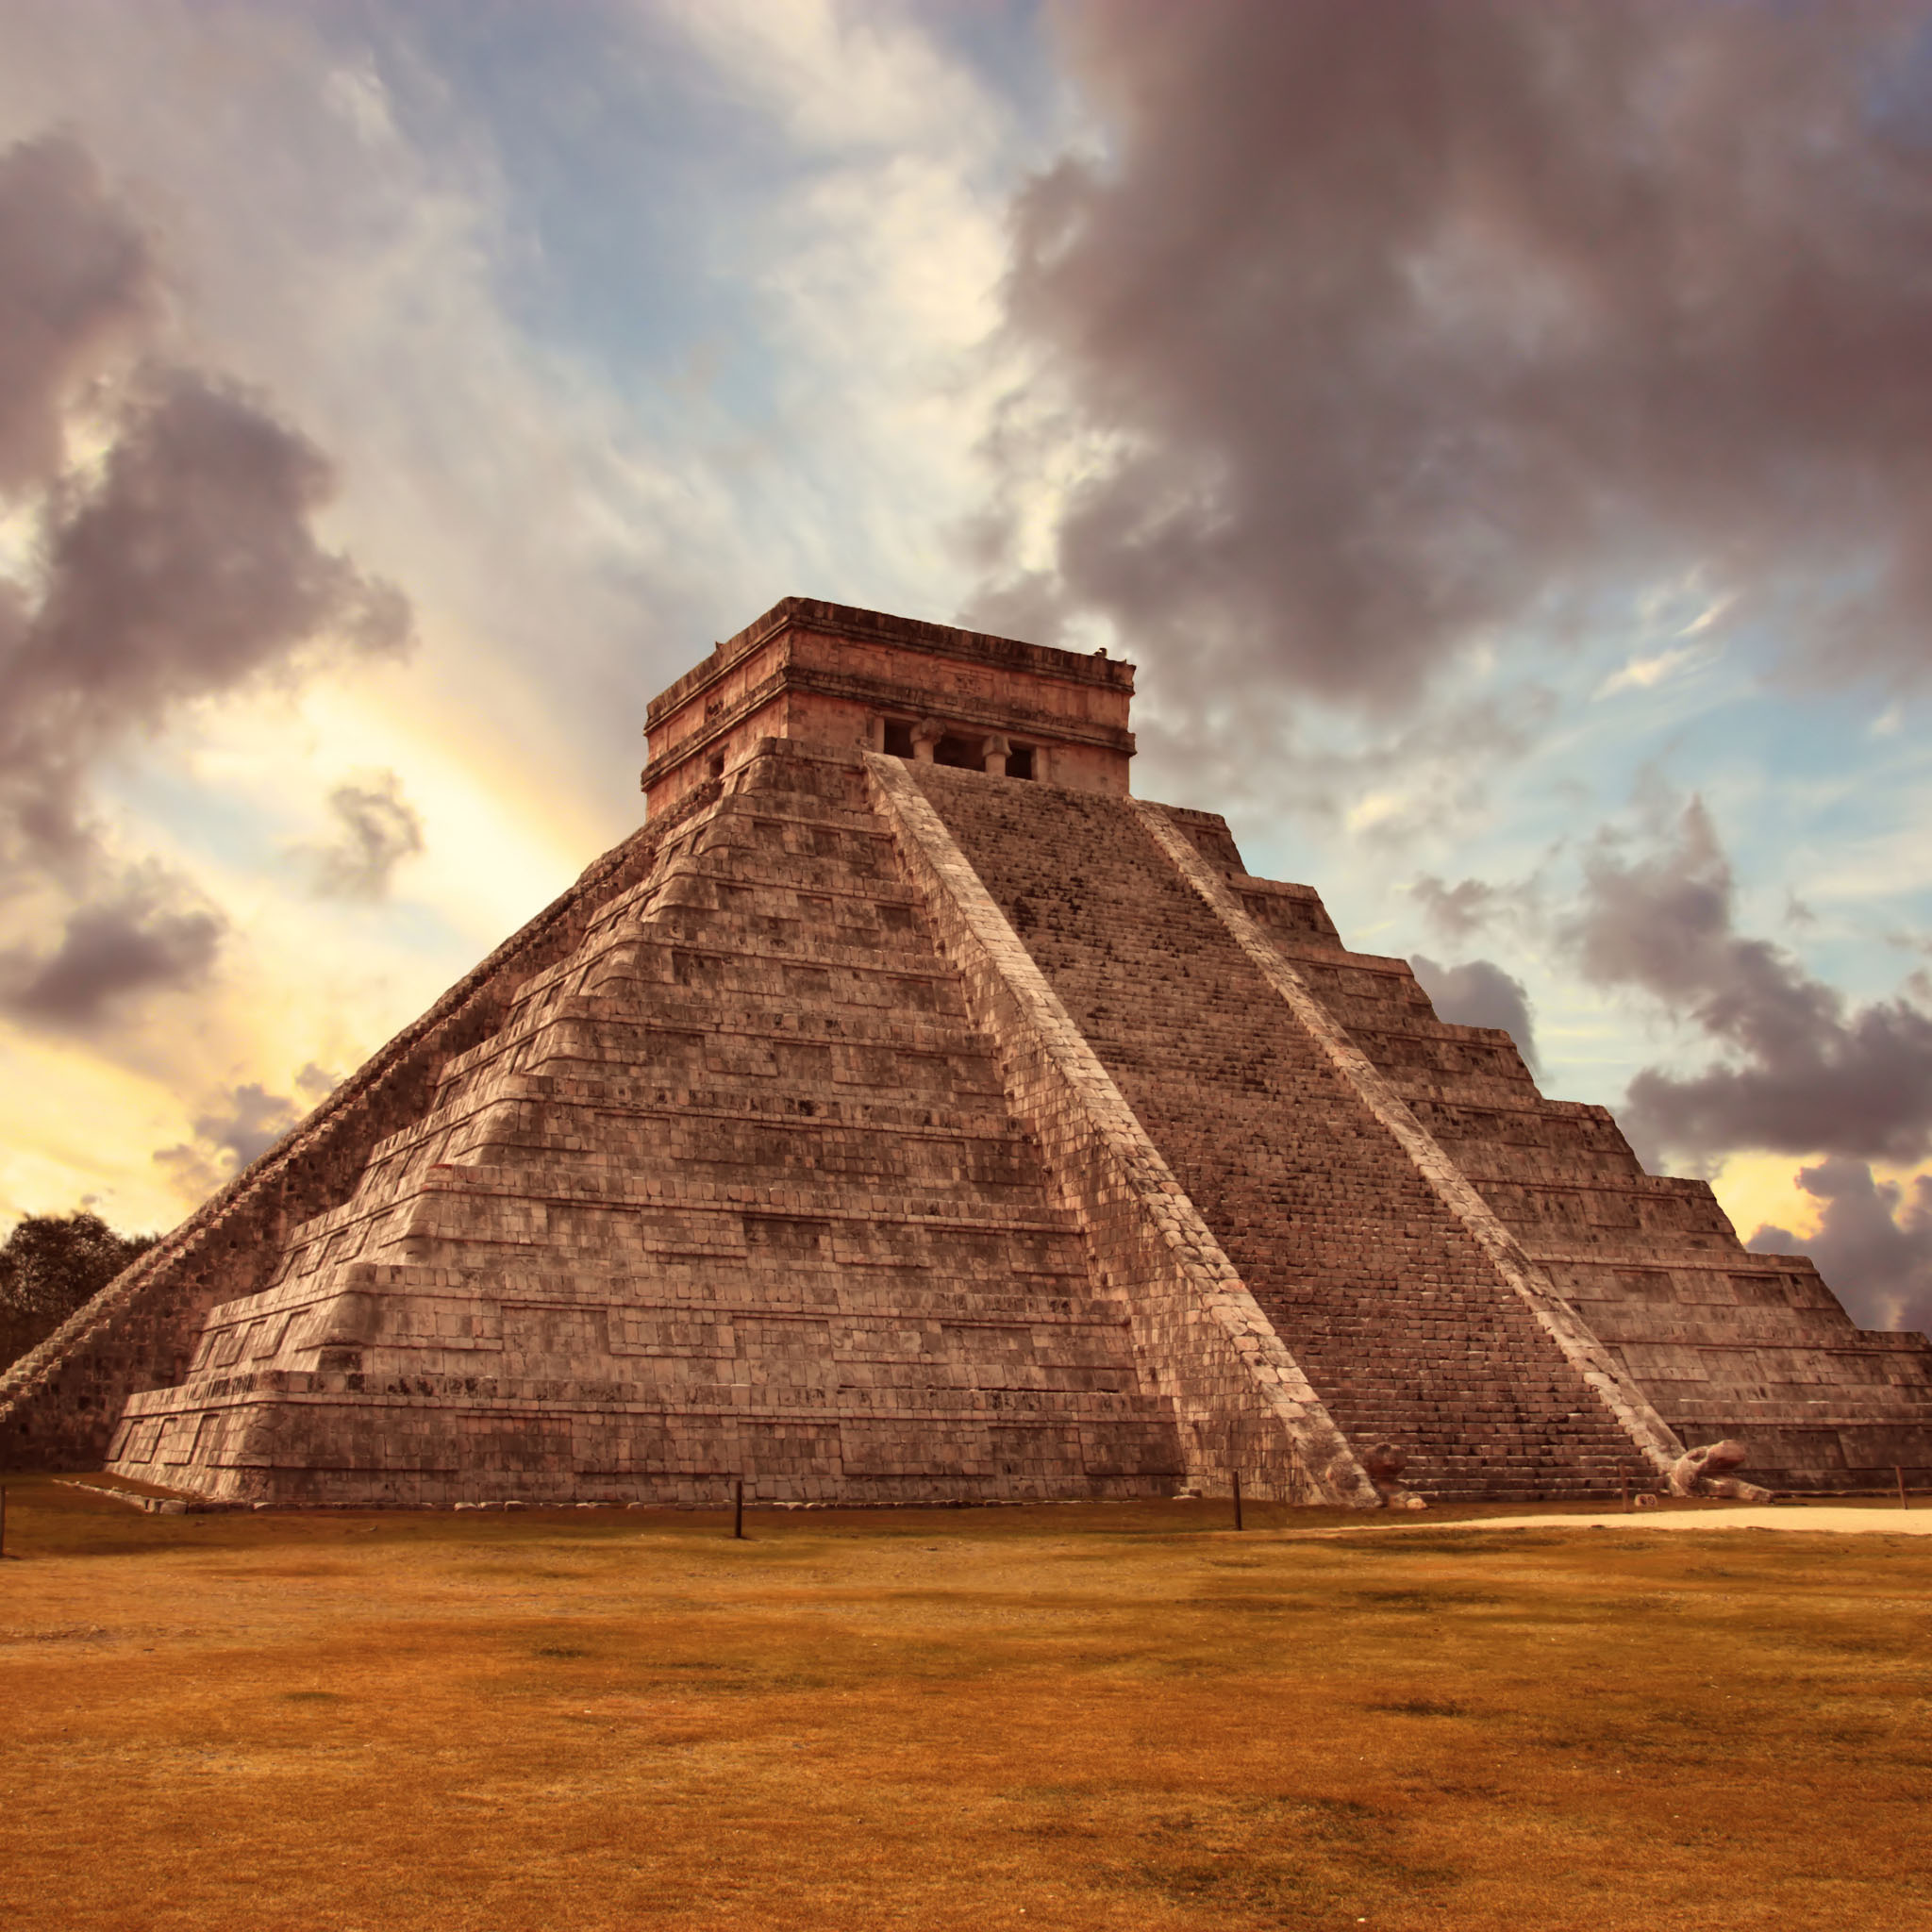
left=198, top=1258, right=1127, bottom=1333
left=658, top=854, right=919, bottom=906
left=377, top=1086, right=1022, bottom=1168
left=436, top=1140, right=1068, bottom=1203
left=378, top=1105, right=1040, bottom=1182
left=401, top=1172, right=1083, bottom=1228
left=437, top=1007, right=1005, bottom=1082
left=1656, top=1394, right=1932, bottom=1424
left=575, top=914, right=957, bottom=975
left=429, top=1008, right=1008, bottom=1102
left=1433, top=1144, right=1654, bottom=1187
left=1588, top=1311, right=1884, bottom=1347
left=375, top=1082, right=1046, bottom=1158
left=271, top=1177, right=1092, bottom=1278
left=1515, top=1226, right=1755, bottom=1262
left=136, top=1370, right=1179, bottom=1424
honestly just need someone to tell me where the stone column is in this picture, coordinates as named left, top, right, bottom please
left=981, top=732, right=1011, bottom=777
left=910, top=718, right=943, bottom=763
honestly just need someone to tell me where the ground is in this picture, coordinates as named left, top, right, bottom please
left=1, top=1479, right=1927, bottom=1930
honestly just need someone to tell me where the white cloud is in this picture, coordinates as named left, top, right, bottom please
left=637, top=0, right=1037, bottom=612
left=1593, top=640, right=1715, bottom=699
left=1675, top=591, right=1736, bottom=638
left=654, top=0, right=992, bottom=156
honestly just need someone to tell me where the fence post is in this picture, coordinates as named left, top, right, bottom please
left=1231, top=1470, right=1244, bottom=1532
left=1898, top=1465, right=1910, bottom=1512
left=732, top=1477, right=745, bottom=1540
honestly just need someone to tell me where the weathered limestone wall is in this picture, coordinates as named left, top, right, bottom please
left=0, top=792, right=712, bottom=1472
left=864, top=754, right=1377, bottom=1506
left=101, top=742, right=1183, bottom=1506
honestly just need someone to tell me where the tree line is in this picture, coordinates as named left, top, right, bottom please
left=1, top=1211, right=158, bottom=1372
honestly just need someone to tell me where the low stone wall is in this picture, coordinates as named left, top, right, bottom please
left=865, top=753, right=1376, bottom=1507
left=0, top=788, right=717, bottom=1472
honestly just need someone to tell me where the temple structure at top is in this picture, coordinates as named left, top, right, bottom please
left=641, top=596, right=1136, bottom=813
left=3, top=598, right=1926, bottom=1508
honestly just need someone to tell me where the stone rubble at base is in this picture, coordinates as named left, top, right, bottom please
left=2, top=597, right=1926, bottom=1508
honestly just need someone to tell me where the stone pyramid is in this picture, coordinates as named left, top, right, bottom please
left=4, top=599, right=1927, bottom=1506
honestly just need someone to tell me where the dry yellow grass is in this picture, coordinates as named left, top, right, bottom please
left=1, top=1477, right=1928, bottom=1931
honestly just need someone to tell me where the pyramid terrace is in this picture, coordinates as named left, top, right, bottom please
left=4, top=598, right=1927, bottom=1507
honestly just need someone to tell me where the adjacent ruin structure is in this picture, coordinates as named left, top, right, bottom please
left=4, top=598, right=1927, bottom=1506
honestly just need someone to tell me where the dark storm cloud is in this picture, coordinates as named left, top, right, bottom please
left=0, top=868, right=224, bottom=1027
left=306, top=771, right=425, bottom=900
left=981, top=2, right=1932, bottom=707
left=1564, top=796, right=1932, bottom=1164
left=152, top=1063, right=335, bottom=1200
left=185, top=1082, right=300, bottom=1168
left=1749, top=1158, right=1932, bottom=1341
left=1410, top=954, right=1539, bottom=1073
left=1, top=364, right=413, bottom=861
left=0, top=130, right=413, bottom=1028
left=0, top=133, right=157, bottom=495
left=1411, top=876, right=1506, bottom=945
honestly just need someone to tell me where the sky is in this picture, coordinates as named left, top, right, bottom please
left=0, top=0, right=1928, bottom=1341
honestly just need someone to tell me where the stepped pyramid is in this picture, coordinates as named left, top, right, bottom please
left=3, top=599, right=1927, bottom=1506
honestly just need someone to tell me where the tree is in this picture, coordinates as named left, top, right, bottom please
left=0, top=1211, right=158, bottom=1372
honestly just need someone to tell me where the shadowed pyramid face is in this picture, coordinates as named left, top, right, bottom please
left=6, top=602, right=1928, bottom=1507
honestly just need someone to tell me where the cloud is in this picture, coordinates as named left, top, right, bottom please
left=1410, top=874, right=1504, bottom=944
left=304, top=771, right=424, bottom=900
left=152, top=1062, right=335, bottom=1201
left=0, top=865, right=223, bottom=1027
left=979, top=3, right=1932, bottom=710
left=1129, top=671, right=1558, bottom=840
left=1410, top=954, right=1539, bottom=1073
left=1564, top=793, right=1932, bottom=1165
left=0, top=128, right=413, bottom=1033
left=1748, top=1158, right=1932, bottom=1341
left=1592, top=641, right=1714, bottom=701
left=2, top=361, right=412, bottom=863
left=0, top=131, right=156, bottom=495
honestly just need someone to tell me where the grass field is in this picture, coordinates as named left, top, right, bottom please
left=1, top=1477, right=1927, bottom=1931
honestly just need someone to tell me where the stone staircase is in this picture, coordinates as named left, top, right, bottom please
left=89, top=741, right=1929, bottom=1507
left=908, top=765, right=1641, bottom=1503
left=1227, top=888, right=1932, bottom=1491
left=23, top=588, right=1921, bottom=1510
left=105, top=744, right=1183, bottom=1506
